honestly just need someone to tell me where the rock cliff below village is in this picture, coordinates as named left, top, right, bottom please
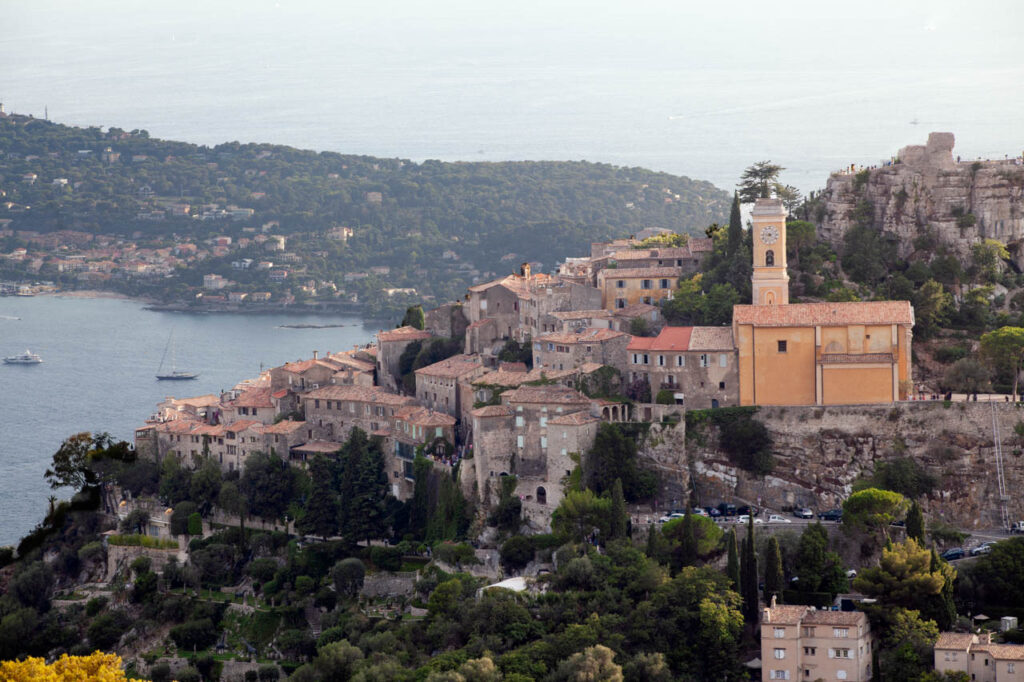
left=681, top=402, right=1024, bottom=531
left=819, top=133, right=1024, bottom=265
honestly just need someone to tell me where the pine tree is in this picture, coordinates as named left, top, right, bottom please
left=610, top=478, right=628, bottom=540
left=741, top=518, right=759, bottom=623
left=764, top=536, right=784, bottom=604
left=296, top=455, right=339, bottom=540
left=906, top=500, right=925, bottom=544
left=726, top=529, right=741, bottom=592
left=727, top=192, right=743, bottom=256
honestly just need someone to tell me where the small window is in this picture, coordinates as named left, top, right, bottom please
left=642, top=279, right=652, bottom=289
left=778, top=340, right=788, bottom=353
left=720, top=353, right=728, bottom=367
left=676, top=356, right=684, bottom=367
left=1008, top=664, right=1015, bottom=674
left=517, top=435, right=524, bottom=448
left=774, top=628, right=786, bottom=639
left=719, top=381, right=725, bottom=390
left=540, top=436, right=547, bottom=448
left=516, top=416, right=524, bottom=427
left=616, top=298, right=626, bottom=309
left=658, top=355, right=665, bottom=366
left=617, top=280, right=625, bottom=288
left=803, top=648, right=816, bottom=656
left=700, top=354, right=710, bottom=367
left=837, top=671, right=846, bottom=681
left=766, top=249, right=775, bottom=266
left=660, top=278, right=670, bottom=289
left=774, top=649, right=786, bottom=660
left=833, top=628, right=848, bottom=638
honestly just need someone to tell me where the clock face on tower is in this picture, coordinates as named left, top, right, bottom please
left=760, top=225, right=779, bottom=246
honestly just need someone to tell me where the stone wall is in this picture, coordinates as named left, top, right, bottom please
left=688, top=402, right=1024, bottom=530
left=819, top=133, right=1024, bottom=264
left=360, top=571, right=418, bottom=598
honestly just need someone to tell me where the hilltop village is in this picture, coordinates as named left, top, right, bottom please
left=136, top=198, right=914, bottom=524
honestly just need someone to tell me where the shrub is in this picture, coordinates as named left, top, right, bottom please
left=170, top=618, right=219, bottom=651
left=500, top=536, right=535, bottom=572
left=655, top=389, right=676, bottom=405
left=87, top=610, right=132, bottom=650
left=106, top=534, right=178, bottom=549
left=433, top=541, right=479, bottom=566
left=934, top=345, right=969, bottom=364
left=188, top=512, right=203, bottom=536
left=369, top=546, right=403, bottom=572
left=85, top=596, right=108, bottom=617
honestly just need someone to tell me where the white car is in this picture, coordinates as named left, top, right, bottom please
left=767, top=514, right=792, bottom=524
left=658, top=513, right=685, bottom=523
left=737, top=514, right=765, bottom=525
left=846, top=569, right=857, bottom=579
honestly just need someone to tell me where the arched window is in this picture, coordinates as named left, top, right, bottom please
left=537, top=486, right=547, bottom=505
left=765, top=250, right=775, bottom=266
left=765, top=291, right=775, bottom=305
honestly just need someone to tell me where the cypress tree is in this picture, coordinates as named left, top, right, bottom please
left=906, top=500, right=925, bottom=544
left=726, top=529, right=741, bottom=592
left=345, top=433, right=390, bottom=545
left=680, top=512, right=698, bottom=568
left=741, top=518, right=759, bottom=623
left=296, top=455, right=339, bottom=540
left=727, top=191, right=743, bottom=256
left=764, top=536, right=784, bottom=604
left=610, top=478, right=628, bottom=540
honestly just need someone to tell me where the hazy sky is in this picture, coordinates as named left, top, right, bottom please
left=2, top=0, right=1021, bottom=190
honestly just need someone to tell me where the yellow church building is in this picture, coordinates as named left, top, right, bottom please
left=733, top=198, right=914, bottom=406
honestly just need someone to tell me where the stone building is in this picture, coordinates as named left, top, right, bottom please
left=595, top=266, right=681, bottom=310
left=626, top=326, right=738, bottom=408
left=303, top=385, right=417, bottom=442
left=734, top=198, right=914, bottom=406
left=761, top=600, right=874, bottom=682
left=376, top=326, right=433, bottom=392
left=414, top=354, right=486, bottom=418
left=385, top=406, right=458, bottom=499
left=934, top=632, right=1024, bottom=682
left=532, top=327, right=631, bottom=374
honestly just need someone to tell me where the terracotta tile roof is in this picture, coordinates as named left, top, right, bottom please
left=579, top=362, right=605, bottom=374
left=169, top=394, right=220, bottom=407
left=763, top=605, right=810, bottom=624
left=471, top=405, right=514, bottom=418
left=688, top=326, right=734, bottom=351
left=820, top=352, right=895, bottom=364
left=936, top=633, right=977, bottom=650
left=260, top=419, right=306, bottom=434
left=305, top=385, right=415, bottom=407
left=467, top=317, right=496, bottom=330
left=733, top=301, right=914, bottom=327
left=194, top=424, right=227, bottom=437
left=474, top=369, right=535, bottom=388
left=628, top=326, right=692, bottom=352
left=976, top=644, right=1024, bottom=661
left=498, top=362, right=528, bottom=372
left=377, top=325, right=432, bottom=343
left=332, top=357, right=376, bottom=373
left=271, top=389, right=290, bottom=399
left=280, top=358, right=339, bottom=374
left=688, top=237, right=713, bottom=252
left=551, top=310, right=614, bottom=321
left=504, top=385, right=591, bottom=406
left=467, top=273, right=554, bottom=294
left=536, top=327, right=628, bottom=344
left=225, top=419, right=263, bottom=433
left=599, top=266, right=683, bottom=279
left=614, top=302, right=660, bottom=319
left=156, top=420, right=200, bottom=434
left=415, top=354, right=483, bottom=379
left=395, top=406, right=457, bottom=428
left=801, top=610, right=867, bottom=626
left=230, top=387, right=274, bottom=408
left=547, top=410, right=600, bottom=426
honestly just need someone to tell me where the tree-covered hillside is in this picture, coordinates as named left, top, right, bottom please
left=0, top=115, right=729, bottom=291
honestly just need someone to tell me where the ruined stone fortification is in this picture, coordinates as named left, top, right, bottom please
left=819, top=133, right=1024, bottom=264
left=689, top=402, right=1024, bottom=530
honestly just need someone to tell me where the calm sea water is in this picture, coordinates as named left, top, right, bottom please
left=0, top=296, right=374, bottom=545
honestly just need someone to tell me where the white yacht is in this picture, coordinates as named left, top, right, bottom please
left=3, top=349, right=42, bottom=364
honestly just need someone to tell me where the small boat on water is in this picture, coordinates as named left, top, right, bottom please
left=3, top=349, right=42, bottom=365
left=156, top=331, right=198, bottom=380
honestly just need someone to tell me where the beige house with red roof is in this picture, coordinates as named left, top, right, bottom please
left=734, top=198, right=914, bottom=406
left=220, top=387, right=277, bottom=424
left=532, top=327, right=631, bottom=374
left=414, top=354, right=486, bottom=419
left=935, top=632, right=1024, bottom=682
left=596, top=265, right=682, bottom=310
left=761, top=599, right=874, bottom=682
left=627, top=326, right=738, bottom=408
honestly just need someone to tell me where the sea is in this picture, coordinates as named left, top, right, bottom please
left=0, top=295, right=375, bottom=546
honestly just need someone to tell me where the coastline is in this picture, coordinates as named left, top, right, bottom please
left=38, top=289, right=155, bottom=303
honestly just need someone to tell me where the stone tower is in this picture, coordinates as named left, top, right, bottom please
left=750, top=198, right=789, bottom=305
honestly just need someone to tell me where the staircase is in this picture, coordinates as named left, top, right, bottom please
left=991, top=402, right=1011, bottom=531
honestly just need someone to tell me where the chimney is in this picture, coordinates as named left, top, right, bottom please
left=520, top=262, right=531, bottom=280
left=313, top=350, right=318, bottom=359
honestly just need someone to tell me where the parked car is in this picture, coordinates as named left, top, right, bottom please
left=737, top=514, right=764, bottom=525
left=941, top=548, right=965, bottom=561
left=658, top=513, right=685, bottom=523
left=705, top=507, right=722, bottom=518
left=1012, top=521, right=1024, bottom=534
left=793, top=507, right=814, bottom=519
left=818, top=509, right=843, bottom=522
left=767, top=514, right=792, bottom=524
left=846, top=569, right=858, bottom=579
left=970, top=542, right=996, bottom=556
left=717, top=503, right=738, bottom=517
left=738, top=505, right=760, bottom=517
left=692, top=507, right=709, bottom=517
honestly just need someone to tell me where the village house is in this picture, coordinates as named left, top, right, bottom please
left=626, top=326, right=738, bottom=408
left=385, top=406, right=458, bottom=499
left=219, top=387, right=278, bottom=425
left=532, top=327, right=631, bottom=374
left=934, top=632, right=1024, bottom=682
left=270, top=353, right=347, bottom=394
left=761, top=599, right=874, bottom=682
left=302, top=385, right=417, bottom=443
left=376, top=325, right=433, bottom=392
left=414, top=354, right=486, bottom=419
left=595, top=265, right=682, bottom=310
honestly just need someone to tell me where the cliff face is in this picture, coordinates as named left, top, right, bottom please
left=819, top=133, right=1024, bottom=264
left=689, top=402, right=1024, bottom=531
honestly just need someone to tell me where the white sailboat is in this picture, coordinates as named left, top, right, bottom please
left=156, top=331, right=198, bottom=380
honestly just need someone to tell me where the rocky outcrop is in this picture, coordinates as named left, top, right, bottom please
left=689, top=402, right=1024, bottom=530
left=819, top=133, right=1024, bottom=265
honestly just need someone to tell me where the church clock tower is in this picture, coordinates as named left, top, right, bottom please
left=750, top=198, right=789, bottom=305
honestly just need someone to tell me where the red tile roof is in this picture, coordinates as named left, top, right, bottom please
left=628, top=326, right=692, bottom=352
left=471, top=405, right=514, bottom=418
left=305, top=385, right=415, bottom=407
left=395, top=406, right=457, bottom=428
left=801, top=610, right=867, bottom=626
left=936, top=633, right=977, bottom=650
left=260, top=419, right=306, bottom=434
left=732, top=301, right=914, bottom=327
left=535, top=327, right=628, bottom=344
left=230, top=387, right=274, bottom=408
left=547, top=411, right=600, bottom=426
left=504, top=385, right=591, bottom=405
left=225, top=419, right=263, bottom=433
left=414, top=354, right=483, bottom=379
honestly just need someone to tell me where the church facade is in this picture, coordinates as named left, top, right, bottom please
left=733, top=199, right=914, bottom=406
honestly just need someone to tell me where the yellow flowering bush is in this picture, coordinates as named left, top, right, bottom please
left=0, top=651, right=126, bottom=681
